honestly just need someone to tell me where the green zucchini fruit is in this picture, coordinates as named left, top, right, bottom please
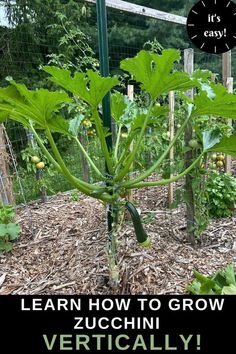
left=125, top=201, right=151, bottom=247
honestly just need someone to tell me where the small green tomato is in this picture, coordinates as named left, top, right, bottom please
left=166, top=131, right=171, bottom=139
left=31, top=155, right=40, bottom=164
left=36, top=161, right=45, bottom=169
left=188, top=139, right=199, bottom=149
left=217, top=154, right=225, bottom=161
left=211, top=154, right=217, bottom=161
left=209, top=162, right=217, bottom=169
left=216, top=160, right=224, bottom=168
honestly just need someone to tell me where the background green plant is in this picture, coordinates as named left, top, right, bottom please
left=187, top=264, right=236, bottom=295
left=204, top=172, right=236, bottom=219
left=0, top=204, right=21, bottom=252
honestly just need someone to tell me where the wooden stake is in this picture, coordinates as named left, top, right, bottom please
left=222, top=51, right=231, bottom=86
left=225, top=77, right=233, bottom=173
left=79, top=133, right=90, bottom=182
left=184, top=49, right=195, bottom=245
left=222, top=52, right=232, bottom=174
left=168, top=91, right=175, bottom=207
left=127, top=84, right=134, bottom=101
left=0, top=124, right=14, bottom=205
left=86, top=0, right=187, bottom=25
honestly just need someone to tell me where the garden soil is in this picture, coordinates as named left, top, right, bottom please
left=0, top=188, right=235, bottom=295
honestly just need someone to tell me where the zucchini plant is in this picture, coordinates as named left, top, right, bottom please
left=0, top=49, right=236, bottom=285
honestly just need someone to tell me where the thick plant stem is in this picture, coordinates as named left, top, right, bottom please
left=43, top=128, right=115, bottom=202
left=125, top=153, right=204, bottom=189
left=33, top=126, right=106, bottom=196
left=107, top=204, right=119, bottom=288
left=114, top=124, right=122, bottom=163
left=114, top=103, right=154, bottom=182
left=32, top=128, right=113, bottom=198
left=92, top=109, right=114, bottom=175
left=107, top=203, right=124, bottom=288
left=121, top=110, right=193, bottom=188
left=30, top=123, right=63, bottom=172
left=45, top=128, right=97, bottom=194
left=115, top=130, right=136, bottom=174
left=74, top=136, right=105, bottom=179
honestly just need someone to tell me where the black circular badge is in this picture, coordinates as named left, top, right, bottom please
left=187, top=0, right=236, bottom=54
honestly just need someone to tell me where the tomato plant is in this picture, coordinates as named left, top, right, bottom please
left=20, top=143, right=56, bottom=199
left=1, top=49, right=236, bottom=284
left=203, top=172, right=236, bottom=218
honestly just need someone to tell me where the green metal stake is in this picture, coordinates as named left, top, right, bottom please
left=96, top=0, right=118, bottom=286
left=96, top=0, right=112, bottom=151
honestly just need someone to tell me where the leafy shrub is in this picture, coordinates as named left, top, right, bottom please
left=204, top=172, right=236, bottom=218
left=187, top=264, right=236, bottom=295
left=0, top=204, right=21, bottom=252
left=0, top=204, right=15, bottom=224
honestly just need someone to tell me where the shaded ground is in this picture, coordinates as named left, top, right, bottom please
left=0, top=187, right=236, bottom=295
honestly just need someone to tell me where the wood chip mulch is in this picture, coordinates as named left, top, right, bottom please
left=0, top=187, right=235, bottom=295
